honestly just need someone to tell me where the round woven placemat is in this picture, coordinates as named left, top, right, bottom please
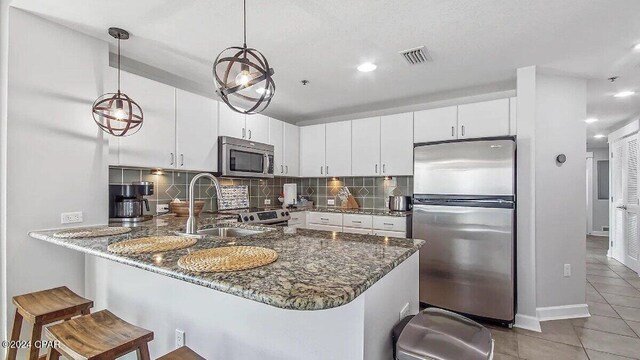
left=53, top=227, right=132, bottom=239
left=178, top=246, right=278, bottom=272
left=107, top=236, right=197, bottom=254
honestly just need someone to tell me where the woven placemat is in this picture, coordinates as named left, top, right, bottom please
left=53, top=227, right=132, bottom=239
left=178, top=246, right=278, bottom=272
left=107, top=236, right=197, bottom=254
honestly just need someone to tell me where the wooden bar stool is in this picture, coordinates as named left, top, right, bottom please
left=7, top=286, right=93, bottom=360
left=157, top=346, right=205, bottom=360
left=44, top=309, right=154, bottom=360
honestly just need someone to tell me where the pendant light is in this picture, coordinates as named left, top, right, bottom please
left=213, top=0, right=275, bottom=114
left=92, top=27, right=143, bottom=137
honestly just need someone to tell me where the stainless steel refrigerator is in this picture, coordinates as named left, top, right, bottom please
left=413, top=137, right=515, bottom=324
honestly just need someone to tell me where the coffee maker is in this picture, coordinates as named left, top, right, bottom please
left=109, top=181, right=154, bottom=223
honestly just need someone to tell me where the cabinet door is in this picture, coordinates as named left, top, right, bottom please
left=245, top=113, right=270, bottom=143
left=380, top=112, right=414, bottom=176
left=117, top=71, right=176, bottom=168
left=218, top=104, right=246, bottom=139
left=300, top=124, right=326, bottom=177
left=175, top=89, right=218, bottom=172
left=325, top=121, right=352, bottom=177
left=457, top=98, right=510, bottom=139
left=269, top=118, right=284, bottom=175
left=414, top=106, right=458, bottom=143
left=283, top=122, right=300, bottom=176
left=352, top=117, right=381, bottom=176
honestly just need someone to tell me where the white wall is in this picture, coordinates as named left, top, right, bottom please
left=2, top=8, right=109, bottom=351
left=588, top=148, right=609, bottom=233
left=533, top=71, right=587, bottom=310
left=0, top=0, right=10, bottom=343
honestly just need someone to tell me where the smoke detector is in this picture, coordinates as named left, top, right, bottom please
left=399, top=46, right=432, bottom=65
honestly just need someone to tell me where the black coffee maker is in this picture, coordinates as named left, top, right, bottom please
left=109, top=181, right=154, bottom=223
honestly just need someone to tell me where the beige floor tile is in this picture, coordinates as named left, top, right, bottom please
left=571, top=315, right=637, bottom=337
left=602, top=293, right=640, bottom=309
left=628, top=320, right=640, bottom=337
left=588, top=275, right=635, bottom=286
left=589, top=263, right=614, bottom=271
left=493, top=353, right=520, bottom=360
left=592, top=282, right=640, bottom=298
left=588, top=290, right=609, bottom=303
left=516, top=320, right=582, bottom=347
left=585, top=349, right=637, bottom=360
left=588, top=268, right=625, bottom=278
left=626, top=278, right=640, bottom=289
left=491, top=328, right=518, bottom=357
left=516, top=334, right=588, bottom=360
left=577, top=328, right=640, bottom=358
left=612, top=305, right=640, bottom=322
left=588, top=301, right=621, bottom=318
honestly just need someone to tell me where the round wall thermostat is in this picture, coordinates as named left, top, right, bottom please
left=556, top=154, right=567, bottom=164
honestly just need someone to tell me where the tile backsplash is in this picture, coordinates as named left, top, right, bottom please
left=109, top=167, right=413, bottom=214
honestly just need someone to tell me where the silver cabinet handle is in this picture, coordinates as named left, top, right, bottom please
left=281, top=165, right=284, bottom=174
left=384, top=222, right=393, bottom=226
left=461, top=125, right=465, bottom=137
left=170, top=152, right=174, bottom=165
left=242, top=128, right=246, bottom=139
left=352, top=220, right=362, bottom=224
left=320, top=218, right=329, bottom=221
left=375, top=164, right=378, bottom=173
left=180, top=154, right=184, bottom=166
left=617, top=205, right=628, bottom=210
left=326, top=165, right=329, bottom=175
left=383, top=164, right=386, bottom=173
left=285, top=165, right=289, bottom=174
left=248, top=129, right=252, bottom=139
left=451, top=126, right=455, bottom=137
left=320, top=166, right=323, bottom=175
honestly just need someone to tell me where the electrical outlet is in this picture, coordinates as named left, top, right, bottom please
left=264, top=199, right=271, bottom=205
left=157, top=204, right=169, bottom=214
left=61, top=212, right=83, bottom=224
left=564, top=264, right=571, bottom=277
left=175, top=329, right=185, bottom=347
left=327, top=198, right=336, bottom=206
left=399, top=302, right=410, bottom=320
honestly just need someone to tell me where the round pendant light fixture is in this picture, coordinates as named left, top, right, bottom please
left=92, top=27, right=143, bottom=137
left=213, top=0, right=275, bottom=114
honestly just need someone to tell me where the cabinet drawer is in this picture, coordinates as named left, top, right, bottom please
left=373, top=216, right=407, bottom=232
left=307, top=224, right=343, bottom=232
left=343, top=214, right=372, bottom=229
left=288, top=212, right=306, bottom=226
left=343, top=227, right=373, bottom=235
left=373, top=230, right=407, bottom=238
left=307, top=212, right=343, bottom=226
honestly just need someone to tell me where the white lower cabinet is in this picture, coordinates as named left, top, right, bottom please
left=343, top=214, right=373, bottom=229
left=343, top=227, right=374, bottom=235
left=288, top=211, right=306, bottom=229
left=307, top=212, right=343, bottom=226
left=373, top=230, right=406, bottom=238
left=301, top=212, right=409, bottom=238
left=307, top=224, right=343, bottom=232
left=373, top=216, right=407, bottom=233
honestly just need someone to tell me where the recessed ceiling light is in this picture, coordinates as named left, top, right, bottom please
left=584, top=118, right=599, bottom=124
left=357, top=62, right=377, bottom=72
left=634, top=43, right=640, bottom=51
left=614, top=91, right=635, bottom=98
left=593, top=134, right=606, bottom=139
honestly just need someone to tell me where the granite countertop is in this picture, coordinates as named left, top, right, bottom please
left=29, top=214, right=424, bottom=311
left=289, top=206, right=412, bottom=217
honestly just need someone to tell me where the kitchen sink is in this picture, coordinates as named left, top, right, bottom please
left=197, top=227, right=264, bottom=238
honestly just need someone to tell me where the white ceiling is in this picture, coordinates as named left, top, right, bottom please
left=10, top=0, right=640, bottom=142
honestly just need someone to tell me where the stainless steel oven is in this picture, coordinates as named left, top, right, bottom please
left=219, top=136, right=274, bottom=178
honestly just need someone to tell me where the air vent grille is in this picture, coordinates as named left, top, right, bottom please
left=399, top=46, right=432, bottom=65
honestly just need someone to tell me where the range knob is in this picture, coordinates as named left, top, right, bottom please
left=281, top=211, right=285, bottom=216
left=243, top=216, right=249, bottom=222
left=285, top=211, right=289, bottom=216
left=249, top=215, right=255, bottom=221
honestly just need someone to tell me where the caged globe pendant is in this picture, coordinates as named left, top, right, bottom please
left=213, top=0, right=275, bottom=114
left=92, top=27, right=143, bottom=137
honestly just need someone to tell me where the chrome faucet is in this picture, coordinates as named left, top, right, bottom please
left=184, top=173, right=222, bottom=235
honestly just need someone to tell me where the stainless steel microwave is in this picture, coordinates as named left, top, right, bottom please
left=219, top=136, right=274, bottom=178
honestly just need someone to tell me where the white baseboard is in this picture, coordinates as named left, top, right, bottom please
left=536, top=304, right=590, bottom=321
left=514, top=314, right=541, bottom=332
left=590, top=231, right=609, bottom=237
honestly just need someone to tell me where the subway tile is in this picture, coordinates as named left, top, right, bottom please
left=174, top=172, right=188, bottom=185
left=571, top=315, right=637, bottom=337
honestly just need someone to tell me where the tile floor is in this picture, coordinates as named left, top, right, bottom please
left=489, top=236, right=640, bottom=359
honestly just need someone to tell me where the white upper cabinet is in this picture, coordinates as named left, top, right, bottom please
left=380, top=112, right=414, bottom=176
left=269, top=118, right=284, bottom=175
left=352, top=117, right=381, bottom=176
left=283, top=122, right=300, bottom=177
left=245, top=114, right=270, bottom=143
left=300, top=124, right=326, bottom=177
left=325, top=121, right=352, bottom=177
left=116, top=71, right=176, bottom=168
left=457, top=98, right=510, bottom=139
left=175, top=89, right=218, bottom=172
left=414, top=106, right=458, bottom=143
left=218, top=105, right=246, bottom=139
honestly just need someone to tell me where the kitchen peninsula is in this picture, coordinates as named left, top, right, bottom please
left=29, top=214, right=423, bottom=360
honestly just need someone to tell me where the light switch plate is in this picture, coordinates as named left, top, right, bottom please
left=264, top=199, right=271, bottom=205
left=61, top=212, right=83, bottom=224
left=327, top=199, right=336, bottom=206
left=157, top=204, right=169, bottom=214
left=175, top=329, right=185, bottom=347
left=563, top=264, right=571, bottom=277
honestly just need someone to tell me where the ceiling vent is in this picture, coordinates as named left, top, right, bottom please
left=399, top=46, right=432, bottom=65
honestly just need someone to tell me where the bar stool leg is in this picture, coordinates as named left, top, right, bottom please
left=136, top=344, right=151, bottom=360
left=6, top=309, right=23, bottom=360
left=28, top=323, right=43, bottom=360
left=45, top=348, right=60, bottom=360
